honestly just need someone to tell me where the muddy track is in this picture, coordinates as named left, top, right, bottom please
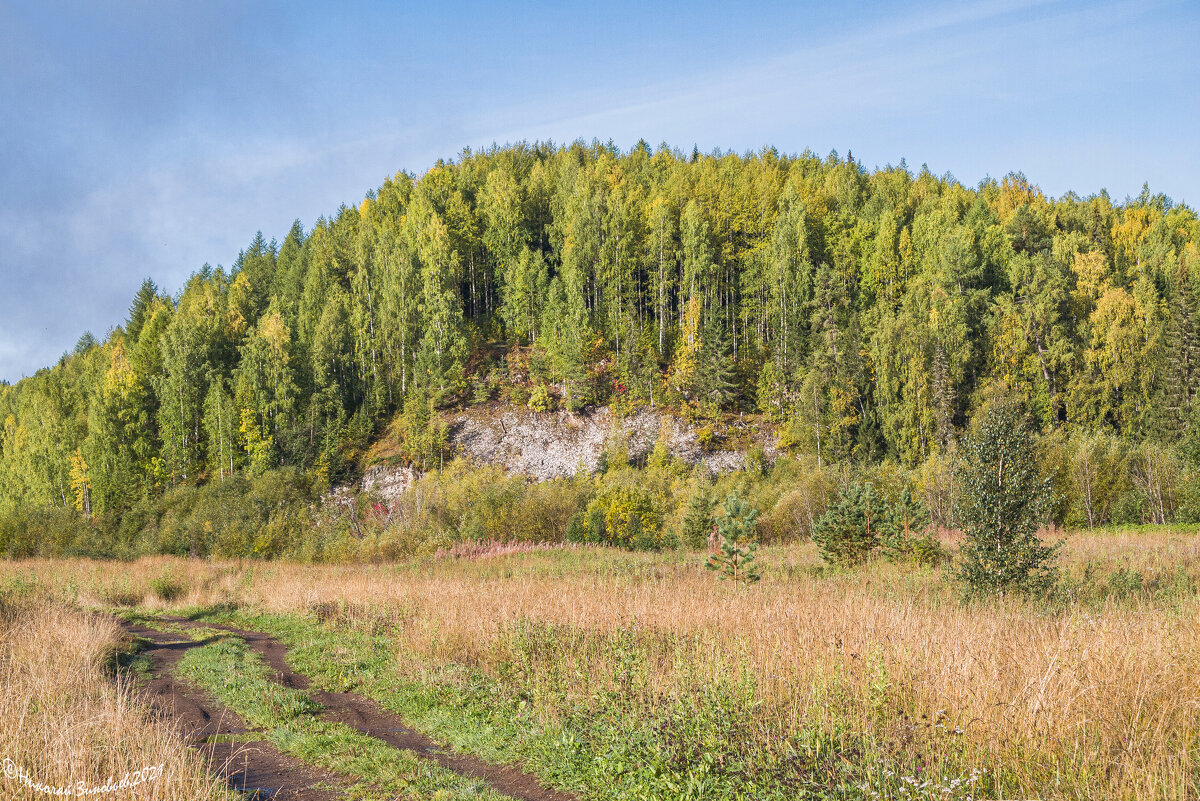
left=122, top=621, right=343, bottom=800
left=126, top=616, right=578, bottom=801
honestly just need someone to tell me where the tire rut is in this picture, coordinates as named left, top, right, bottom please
left=153, top=616, right=578, bottom=801
left=121, top=621, right=343, bottom=801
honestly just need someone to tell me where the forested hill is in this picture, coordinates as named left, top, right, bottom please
left=2, top=140, right=1199, bottom=525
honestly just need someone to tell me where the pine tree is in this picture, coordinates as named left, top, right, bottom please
left=705, top=492, right=761, bottom=585
left=880, top=487, right=944, bottom=565
left=812, top=482, right=893, bottom=566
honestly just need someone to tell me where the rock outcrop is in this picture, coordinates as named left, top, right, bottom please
left=446, top=405, right=770, bottom=480
left=360, top=405, right=773, bottom=496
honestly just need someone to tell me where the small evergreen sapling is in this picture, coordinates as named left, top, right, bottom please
left=680, top=488, right=713, bottom=550
left=706, top=492, right=761, bottom=585
left=881, top=488, right=945, bottom=566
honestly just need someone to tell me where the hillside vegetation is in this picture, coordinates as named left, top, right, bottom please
left=3, top=141, right=1200, bottom=557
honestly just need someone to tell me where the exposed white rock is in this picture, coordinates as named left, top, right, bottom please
left=361, top=464, right=419, bottom=505
left=447, top=405, right=761, bottom=481
left=359, top=405, right=774, bottom=499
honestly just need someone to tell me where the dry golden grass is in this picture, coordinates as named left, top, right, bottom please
left=0, top=595, right=229, bottom=801
left=6, top=527, right=1199, bottom=800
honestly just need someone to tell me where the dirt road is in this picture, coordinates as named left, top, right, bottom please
left=121, top=616, right=577, bottom=801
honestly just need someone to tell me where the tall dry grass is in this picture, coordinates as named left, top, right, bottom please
left=7, top=529, right=1200, bottom=799
left=252, top=561, right=1199, bottom=798
left=0, top=595, right=229, bottom=800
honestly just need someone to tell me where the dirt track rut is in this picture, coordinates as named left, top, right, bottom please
left=123, top=616, right=577, bottom=801
left=123, top=621, right=342, bottom=800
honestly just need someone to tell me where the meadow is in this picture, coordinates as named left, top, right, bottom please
left=1, top=527, right=1197, bottom=800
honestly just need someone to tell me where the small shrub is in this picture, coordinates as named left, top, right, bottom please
left=102, top=578, right=143, bottom=607
left=148, top=571, right=186, bottom=602
left=1106, top=566, right=1145, bottom=600
left=745, top=444, right=767, bottom=475
left=528, top=384, right=554, bottom=412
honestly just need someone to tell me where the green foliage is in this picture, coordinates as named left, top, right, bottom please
left=880, top=488, right=945, bottom=566
left=812, top=482, right=893, bottom=566
left=576, top=484, right=666, bottom=550
left=0, top=506, right=102, bottom=558
left=148, top=570, right=186, bottom=602
left=679, top=487, right=714, bottom=550
left=395, top=393, right=451, bottom=471
left=527, top=384, right=553, bottom=412
left=705, top=492, right=761, bottom=584
left=955, top=404, right=1060, bottom=595
left=130, top=468, right=316, bottom=558
left=7, top=142, right=1200, bottom=553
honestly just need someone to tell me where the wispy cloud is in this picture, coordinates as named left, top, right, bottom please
left=0, top=0, right=1195, bottom=380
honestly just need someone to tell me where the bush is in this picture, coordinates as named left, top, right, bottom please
left=148, top=571, right=186, bottom=602
left=577, top=484, right=666, bottom=550
left=528, top=384, right=554, bottom=412
left=758, top=456, right=836, bottom=543
left=129, top=468, right=316, bottom=558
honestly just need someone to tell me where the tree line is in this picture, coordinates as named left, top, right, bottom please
left=2, top=139, right=1199, bottom=532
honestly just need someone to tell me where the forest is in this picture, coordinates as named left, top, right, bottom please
left=2, top=139, right=1199, bottom=557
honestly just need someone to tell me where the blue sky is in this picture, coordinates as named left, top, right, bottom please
left=1, top=0, right=1196, bottom=381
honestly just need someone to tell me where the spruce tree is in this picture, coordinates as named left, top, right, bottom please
left=680, top=487, right=713, bottom=550
left=125, top=278, right=160, bottom=343
left=696, top=312, right=738, bottom=412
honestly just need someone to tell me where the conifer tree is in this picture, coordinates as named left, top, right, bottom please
left=812, top=482, right=893, bottom=566
left=680, top=486, right=713, bottom=550
left=706, top=492, right=760, bottom=585
left=696, top=312, right=738, bottom=412
left=125, top=278, right=160, bottom=342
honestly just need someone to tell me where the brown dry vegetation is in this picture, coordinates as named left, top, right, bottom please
left=4, top=528, right=1199, bottom=799
left=0, top=595, right=229, bottom=800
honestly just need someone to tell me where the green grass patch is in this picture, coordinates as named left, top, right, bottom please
left=193, top=608, right=899, bottom=800
left=168, top=627, right=515, bottom=801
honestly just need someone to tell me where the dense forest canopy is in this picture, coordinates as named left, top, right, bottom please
left=2, top=140, right=1199, bottom=533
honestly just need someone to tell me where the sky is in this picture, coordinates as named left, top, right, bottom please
left=1, top=0, right=1197, bottom=382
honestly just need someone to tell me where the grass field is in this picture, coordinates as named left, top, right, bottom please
left=1, top=527, right=1198, bottom=800
left=0, top=597, right=231, bottom=801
